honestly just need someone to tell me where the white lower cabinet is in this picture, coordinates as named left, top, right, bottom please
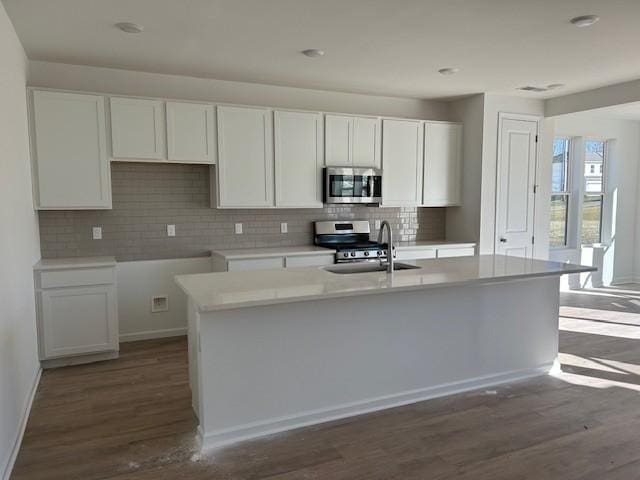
left=213, top=251, right=336, bottom=272
left=396, top=248, right=436, bottom=262
left=285, top=254, right=335, bottom=268
left=437, top=247, right=476, bottom=258
left=35, top=258, right=118, bottom=364
left=40, top=286, right=117, bottom=358
left=227, top=257, right=284, bottom=272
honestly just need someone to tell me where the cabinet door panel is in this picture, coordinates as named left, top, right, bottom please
left=167, top=102, right=216, bottom=163
left=227, top=257, right=284, bottom=271
left=41, top=285, right=117, bottom=358
left=325, top=114, right=352, bottom=166
left=110, top=97, right=165, bottom=159
left=381, top=119, right=423, bottom=206
left=352, top=116, right=380, bottom=168
left=423, top=122, right=462, bottom=206
left=217, top=106, right=274, bottom=207
left=285, top=254, right=335, bottom=268
left=31, top=90, right=111, bottom=209
left=275, top=110, right=323, bottom=208
left=437, top=247, right=475, bottom=258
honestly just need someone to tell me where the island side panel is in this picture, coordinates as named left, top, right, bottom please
left=187, top=298, right=200, bottom=419
left=196, top=276, right=560, bottom=448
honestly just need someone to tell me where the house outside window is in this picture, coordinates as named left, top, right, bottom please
left=581, top=140, right=605, bottom=245
left=550, top=138, right=570, bottom=247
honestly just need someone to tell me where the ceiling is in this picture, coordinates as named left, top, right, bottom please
left=4, top=0, right=640, bottom=100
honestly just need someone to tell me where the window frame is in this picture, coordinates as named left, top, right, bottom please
left=580, top=138, right=607, bottom=246
left=549, top=137, right=572, bottom=249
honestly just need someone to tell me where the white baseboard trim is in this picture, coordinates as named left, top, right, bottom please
left=2, top=366, right=41, bottom=480
left=610, top=276, right=635, bottom=286
left=119, top=327, right=187, bottom=343
left=199, top=362, right=553, bottom=450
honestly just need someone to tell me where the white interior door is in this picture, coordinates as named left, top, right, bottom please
left=495, top=114, right=539, bottom=258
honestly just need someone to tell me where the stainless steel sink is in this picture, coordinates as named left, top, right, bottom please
left=323, top=262, right=420, bottom=274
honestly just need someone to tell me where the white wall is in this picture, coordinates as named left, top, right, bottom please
left=117, top=258, right=211, bottom=341
left=447, top=94, right=549, bottom=256
left=479, top=94, right=547, bottom=255
left=0, top=3, right=41, bottom=478
left=550, top=114, right=640, bottom=285
left=28, top=61, right=451, bottom=121
left=447, top=94, right=485, bottom=242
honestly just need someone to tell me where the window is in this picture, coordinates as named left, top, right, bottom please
left=550, top=138, right=570, bottom=247
left=581, top=140, right=605, bottom=245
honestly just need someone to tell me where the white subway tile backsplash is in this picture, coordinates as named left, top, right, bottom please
left=39, top=163, right=445, bottom=261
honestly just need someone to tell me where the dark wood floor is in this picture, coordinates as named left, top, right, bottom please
left=12, top=285, right=640, bottom=479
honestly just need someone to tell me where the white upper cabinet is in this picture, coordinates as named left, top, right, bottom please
left=352, top=116, right=380, bottom=167
left=381, top=118, right=424, bottom=206
left=31, top=90, right=111, bottom=209
left=110, top=97, right=165, bottom=160
left=216, top=105, right=274, bottom=208
left=325, top=114, right=380, bottom=168
left=325, top=115, right=351, bottom=166
left=423, top=122, right=463, bottom=206
left=275, top=110, right=323, bottom=208
left=166, top=102, right=216, bottom=164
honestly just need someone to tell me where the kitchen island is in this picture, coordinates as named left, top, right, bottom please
left=175, top=255, right=593, bottom=449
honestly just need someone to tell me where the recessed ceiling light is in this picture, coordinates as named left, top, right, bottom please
left=438, top=67, right=460, bottom=76
left=547, top=83, right=566, bottom=90
left=115, top=22, right=144, bottom=34
left=301, top=49, right=325, bottom=58
left=570, top=15, right=600, bottom=27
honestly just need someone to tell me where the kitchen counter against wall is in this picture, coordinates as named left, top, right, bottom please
left=211, top=245, right=335, bottom=260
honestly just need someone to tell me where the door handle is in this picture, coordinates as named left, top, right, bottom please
left=499, top=237, right=507, bottom=243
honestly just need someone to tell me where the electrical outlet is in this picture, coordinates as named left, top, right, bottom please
left=92, top=226, right=102, bottom=240
left=374, top=220, right=381, bottom=230
left=167, top=224, right=176, bottom=237
left=280, top=222, right=288, bottom=234
left=235, top=223, right=243, bottom=234
left=151, top=295, right=169, bottom=313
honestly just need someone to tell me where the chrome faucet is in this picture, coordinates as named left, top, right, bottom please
left=377, top=220, right=394, bottom=274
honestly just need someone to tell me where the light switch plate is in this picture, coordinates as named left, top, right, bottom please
left=280, top=222, right=288, bottom=234
left=235, top=223, right=243, bottom=234
left=374, top=220, right=381, bottom=230
left=167, top=224, right=176, bottom=237
left=92, top=226, right=102, bottom=240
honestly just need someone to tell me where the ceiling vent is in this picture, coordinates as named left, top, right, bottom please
left=518, top=86, right=548, bottom=92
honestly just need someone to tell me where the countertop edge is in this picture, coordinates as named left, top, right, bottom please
left=34, top=256, right=117, bottom=271
left=179, top=264, right=595, bottom=314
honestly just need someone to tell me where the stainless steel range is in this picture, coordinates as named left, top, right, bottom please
left=314, top=220, right=393, bottom=263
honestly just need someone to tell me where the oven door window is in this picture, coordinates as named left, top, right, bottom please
left=330, top=175, right=377, bottom=198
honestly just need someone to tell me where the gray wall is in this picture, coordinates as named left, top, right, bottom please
left=39, top=163, right=446, bottom=261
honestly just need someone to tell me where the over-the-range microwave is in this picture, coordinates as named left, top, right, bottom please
left=323, top=167, right=382, bottom=205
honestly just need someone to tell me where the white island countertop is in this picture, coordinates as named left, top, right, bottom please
left=176, top=254, right=594, bottom=313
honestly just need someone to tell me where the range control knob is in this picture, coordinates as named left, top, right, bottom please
left=378, top=250, right=383, bottom=256
left=350, top=251, right=356, bottom=257
left=342, top=252, right=349, bottom=258
left=363, top=251, right=369, bottom=257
